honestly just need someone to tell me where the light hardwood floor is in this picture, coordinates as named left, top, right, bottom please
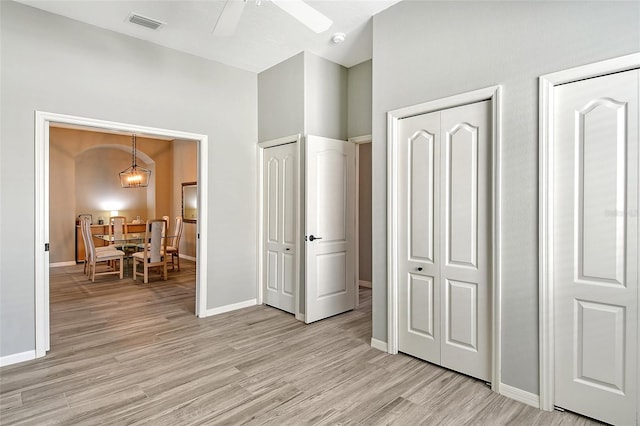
left=0, top=261, right=599, bottom=425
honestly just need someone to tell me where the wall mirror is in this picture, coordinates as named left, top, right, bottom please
left=182, top=182, right=197, bottom=223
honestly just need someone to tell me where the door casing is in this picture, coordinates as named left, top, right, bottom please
left=35, top=111, right=209, bottom=359
left=387, top=85, right=502, bottom=392
left=539, top=52, right=640, bottom=412
left=349, top=134, right=373, bottom=309
left=257, top=134, right=303, bottom=320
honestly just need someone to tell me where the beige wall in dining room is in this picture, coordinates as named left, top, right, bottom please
left=75, top=148, right=150, bottom=223
left=49, top=138, right=77, bottom=264
left=49, top=127, right=173, bottom=263
left=172, top=139, right=197, bottom=258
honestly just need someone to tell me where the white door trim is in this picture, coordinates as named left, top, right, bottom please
left=34, top=111, right=209, bottom=358
left=538, top=52, right=640, bottom=412
left=257, top=134, right=302, bottom=320
left=349, top=135, right=372, bottom=308
left=349, top=135, right=373, bottom=144
left=387, top=86, right=502, bottom=391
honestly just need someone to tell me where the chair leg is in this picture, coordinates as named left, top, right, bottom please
left=119, top=257, right=123, bottom=279
left=176, top=252, right=180, bottom=271
left=144, top=264, right=149, bottom=284
left=163, top=260, right=167, bottom=281
left=133, top=258, right=138, bottom=281
left=167, top=252, right=175, bottom=271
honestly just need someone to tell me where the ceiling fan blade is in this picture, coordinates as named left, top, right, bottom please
left=213, top=0, right=246, bottom=36
left=271, top=0, right=332, bottom=34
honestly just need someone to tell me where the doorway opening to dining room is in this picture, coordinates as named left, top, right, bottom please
left=34, top=111, right=209, bottom=358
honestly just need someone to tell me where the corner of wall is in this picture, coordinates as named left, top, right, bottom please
left=499, top=383, right=541, bottom=409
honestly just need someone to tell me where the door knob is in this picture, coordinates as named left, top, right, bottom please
left=308, top=235, right=323, bottom=242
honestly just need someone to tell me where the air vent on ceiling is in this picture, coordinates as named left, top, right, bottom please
left=128, top=13, right=165, bottom=30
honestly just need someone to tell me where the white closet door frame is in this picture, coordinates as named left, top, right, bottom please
left=257, top=134, right=303, bottom=320
left=349, top=134, right=373, bottom=309
left=387, top=85, right=502, bottom=392
left=539, top=52, right=640, bottom=412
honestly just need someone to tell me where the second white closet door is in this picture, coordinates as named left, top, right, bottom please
left=398, top=100, right=491, bottom=382
left=264, top=142, right=297, bottom=314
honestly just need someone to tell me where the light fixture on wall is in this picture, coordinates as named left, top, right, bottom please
left=119, top=134, right=151, bottom=188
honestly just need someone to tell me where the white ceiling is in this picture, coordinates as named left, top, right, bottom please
left=15, top=0, right=402, bottom=73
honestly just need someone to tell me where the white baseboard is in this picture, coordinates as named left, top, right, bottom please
left=204, top=299, right=257, bottom=317
left=179, top=254, right=196, bottom=262
left=50, top=261, right=77, bottom=268
left=295, top=313, right=305, bottom=322
left=499, top=383, right=540, bottom=408
left=0, top=350, right=36, bottom=367
left=359, top=280, right=372, bottom=288
left=370, top=337, right=388, bottom=352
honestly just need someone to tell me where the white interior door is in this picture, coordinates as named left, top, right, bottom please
left=305, top=135, right=356, bottom=323
left=263, top=142, right=297, bottom=314
left=398, top=100, right=492, bottom=382
left=553, top=69, right=639, bottom=425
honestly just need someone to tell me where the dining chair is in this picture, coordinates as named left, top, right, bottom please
left=165, top=216, right=184, bottom=271
left=132, top=219, right=168, bottom=284
left=81, top=217, right=116, bottom=276
left=137, top=215, right=170, bottom=252
left=162, top=215, right=170, bottom=236
left=84, top=217, right=125, bottom=282
left=110, top=215, right=137, bottom=255
left=80, top=217, right=91, bottom=275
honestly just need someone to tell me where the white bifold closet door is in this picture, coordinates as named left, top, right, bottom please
left=263, top=142, right=297, bottom=314
left=553, top=69, right=639, bottom=425
left=398, top=100, right=491, bottom=382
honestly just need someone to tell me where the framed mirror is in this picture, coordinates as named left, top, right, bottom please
left=182, top=181, right=197, bottom=223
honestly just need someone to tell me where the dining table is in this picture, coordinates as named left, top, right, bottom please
left=95, top=233, right=175, bottom=262
left=96, top=233, right=175, bottom=245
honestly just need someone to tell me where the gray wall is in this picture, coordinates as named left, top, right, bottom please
left=347, top=60, right=372, bottom=138
left=371, top=1, right=640, bottom=394
left=0, top=1, right=257, bottom=357
left=348, top=60, right=373, bottom=283
left=258, top=52, right=349, bottom=142
left=305, top=53, right=348, bottom=140
left=258, top=52, right=304, bottom=142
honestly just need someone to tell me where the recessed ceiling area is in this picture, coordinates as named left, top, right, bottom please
left=14, top=0, right=402, bottom=73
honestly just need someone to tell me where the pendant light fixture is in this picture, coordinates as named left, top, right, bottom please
left=119, top=134, right=151, bottom=188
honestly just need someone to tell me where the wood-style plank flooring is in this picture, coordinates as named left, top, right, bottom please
left=1, top=262, right=599, bottom=425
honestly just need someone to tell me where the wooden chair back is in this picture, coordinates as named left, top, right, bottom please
left=109, top=216, right=127, bottom=244
left=162, top=215, right=170, bottom=238
left=80, top=217, right=91, bottom=271
left=173, top=216, right=184, bottom=248
left=142, top=219, right=167, bottom=264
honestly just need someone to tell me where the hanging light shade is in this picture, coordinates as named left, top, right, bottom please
left=119, top=134, right=151, bottom=188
